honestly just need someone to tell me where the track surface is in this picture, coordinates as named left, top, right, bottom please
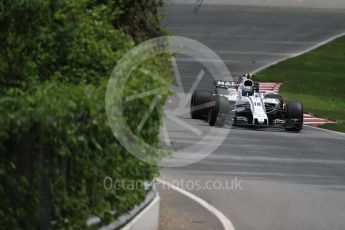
left=160, top=2, right=345, bottom=230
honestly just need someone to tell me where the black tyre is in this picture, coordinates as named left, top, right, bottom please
left=190, top=91, right=212, bottom=119
left=285, top=101, right=303, bottom=131
left=208, top=95, right=228, bottom=126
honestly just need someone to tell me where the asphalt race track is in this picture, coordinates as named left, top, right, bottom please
left=159, top=1, right=345, bottom=230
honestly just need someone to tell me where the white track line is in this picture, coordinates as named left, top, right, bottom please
left=252, top=31, right=345, bottom=74
left=157, top=25, right=345, bottom=230
left=156, top=178, right=236, bottom=230
left=190, top=4, right=345, bottom=133
left=254, top=32, right=345, bottom=132
left=306, top=125, right=345, bottom=137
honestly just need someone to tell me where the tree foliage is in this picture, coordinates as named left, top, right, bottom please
left=0, top=0, right=169, bottom=228
left=0, top=0, right=130, bottom=90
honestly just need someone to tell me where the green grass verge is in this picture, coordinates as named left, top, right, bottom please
left=256, top=36, right=345, bottom=133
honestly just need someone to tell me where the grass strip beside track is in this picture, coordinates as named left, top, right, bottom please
left=256, top=36, right=345, bottom=132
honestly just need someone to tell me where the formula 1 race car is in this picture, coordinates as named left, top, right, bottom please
left=190, top=76, right=304, bottom=131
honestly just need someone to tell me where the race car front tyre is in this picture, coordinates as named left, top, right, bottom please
left=208, top=95, right=228, bottom=126
left=285, top=101, right=303, bottom=132
left=190, top=91, right=212, bottom=119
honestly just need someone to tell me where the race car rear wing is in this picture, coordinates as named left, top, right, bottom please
left=213, top=80, right=237, bottom=88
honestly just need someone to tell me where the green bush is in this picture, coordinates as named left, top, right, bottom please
left=110, top=0, right=165, bottom=42
left=0, top=0, right=170, bottom=228
left=0, top=0, right=126, bottom=89
left=0, top=0, right=165, bottom=91
left=0, top=79, right=168, bottom=228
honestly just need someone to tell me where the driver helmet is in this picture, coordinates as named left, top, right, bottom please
left=243, top=73, right=255, bottom=79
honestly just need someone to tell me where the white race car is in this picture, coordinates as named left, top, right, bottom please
left=190, top=76, right=303, bottom=131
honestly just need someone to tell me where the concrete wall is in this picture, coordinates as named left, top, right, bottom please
left=121, top=194, right=160, bottom=230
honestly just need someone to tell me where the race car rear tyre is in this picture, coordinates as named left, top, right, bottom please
left=285, top=101, right=303, bottom=132
left=208, top=95, right=228, bottom=126
left=190, top=91, right=212, bottom=119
